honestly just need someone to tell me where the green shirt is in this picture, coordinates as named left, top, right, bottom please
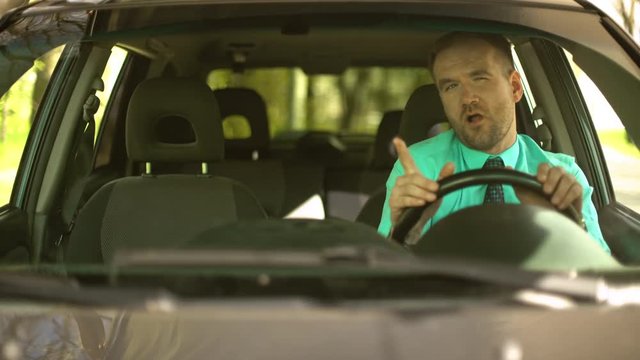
left=378, top=130, right=610, bottom=253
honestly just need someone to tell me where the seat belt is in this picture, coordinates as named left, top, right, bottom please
left=54, top=78, right=104, bottom=252
left=532, top=106, right=553, bottom=151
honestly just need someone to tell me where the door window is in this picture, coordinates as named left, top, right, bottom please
left=566, top=52, right=640, bottom=213
left=0, top=47, right=64, bottom=206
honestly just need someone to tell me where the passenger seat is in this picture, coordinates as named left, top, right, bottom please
left=65, top=78, right=267, bottom=263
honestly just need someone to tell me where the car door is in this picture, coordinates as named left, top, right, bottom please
left=521, top=35, right=640, bottom=264
left=0, top=6, right=89, bottom=262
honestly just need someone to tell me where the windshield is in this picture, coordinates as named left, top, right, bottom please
left=0, top=1, right=639, bottom=305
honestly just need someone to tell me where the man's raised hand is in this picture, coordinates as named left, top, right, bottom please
left=389, top=137, right=455, bottom=225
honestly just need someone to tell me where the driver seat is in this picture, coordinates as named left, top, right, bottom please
left=65, top=78, right=267, bottom=263
left=356, top=84, right=448, bottom=228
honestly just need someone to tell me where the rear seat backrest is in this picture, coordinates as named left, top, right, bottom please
left=325, top=110, right=401, bottom=221
left=369, top=110, right=402, bottom=170
left=213, top=87, right=271, bottom=160
left=356, top=84, right=448, bottom=227
left=212, top=87, right=326, bottom=219
left=398, top=84, right=449, bottom=146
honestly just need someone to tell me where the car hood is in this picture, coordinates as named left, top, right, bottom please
left=1, top=299, right=639, bottom=359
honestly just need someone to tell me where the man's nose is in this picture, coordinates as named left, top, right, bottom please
left=461, top=85, right=479, bottom=107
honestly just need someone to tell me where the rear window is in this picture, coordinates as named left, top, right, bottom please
left=208, top=67, right=432, bottom=137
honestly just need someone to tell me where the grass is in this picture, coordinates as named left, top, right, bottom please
left=598, top=129, right=640, bottom=158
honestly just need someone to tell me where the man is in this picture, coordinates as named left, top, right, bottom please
left=377, top=32, right=610, bottom=253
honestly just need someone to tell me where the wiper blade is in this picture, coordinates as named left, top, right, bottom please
left=109, top=247, right=640, bottom=304
left=112, top=246, right=403, bottom=268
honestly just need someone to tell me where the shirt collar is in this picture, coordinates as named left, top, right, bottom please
left=457, top=135, right=520, bottom=169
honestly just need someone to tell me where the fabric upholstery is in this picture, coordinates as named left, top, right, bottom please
left=356, top=84, right=448, bottom=227
left=398, top=84, right=448, bottom=146
left=370, top=110, right=402, bottom=170
left=213, top=88, right=270, bottom=159
left=355, top=187, right=386, bottom=227
left=213, top=160, right=286, bottom=217
left=65, top=78, right=268, bottom=264
left=65, top=177, right=266, bottom=263
left=126, top=77, right=225, bottom=162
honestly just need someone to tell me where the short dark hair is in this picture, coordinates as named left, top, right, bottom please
left=429, top=32, right=515, bottom=77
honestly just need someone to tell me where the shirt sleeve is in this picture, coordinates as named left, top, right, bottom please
left=567, top=162, right=611, bottom=253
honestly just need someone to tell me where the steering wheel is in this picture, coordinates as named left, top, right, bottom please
left=390, top=168, right=584, bottom=245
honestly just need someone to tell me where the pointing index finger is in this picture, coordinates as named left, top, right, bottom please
left=393, top=137, right=419, bottom=175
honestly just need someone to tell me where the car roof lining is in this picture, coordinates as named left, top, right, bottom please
left=89, top=16, right=546, bottom=76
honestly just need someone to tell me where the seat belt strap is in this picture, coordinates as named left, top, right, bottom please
left=55, top=78, right=104, bottom=248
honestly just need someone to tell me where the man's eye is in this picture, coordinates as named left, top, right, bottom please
left=444, top=83, right=458, bottom=92
left=473, top=76, right=489, bottom=82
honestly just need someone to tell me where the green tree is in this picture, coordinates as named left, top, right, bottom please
left=618, top=0, right=639, bottom=38
left=31, top=50, right=60, bottom=124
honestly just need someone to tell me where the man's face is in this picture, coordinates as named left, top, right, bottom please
left=432, top=38, right=523, bottom=154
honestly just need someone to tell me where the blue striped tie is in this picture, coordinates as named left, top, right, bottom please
left=483, top=156, right=505, bottom=204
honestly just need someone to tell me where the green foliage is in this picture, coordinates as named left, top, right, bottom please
left=0, top=140, right=24, bottom=204
left=598, top=129, right=640, bottom=158
left=223, top=115, right=252, bottom=139
left=0, top=46, right=64, bottom=204
left=208, top=67, right=431, bottom=137
left=0, top=71, right=36, bottom=204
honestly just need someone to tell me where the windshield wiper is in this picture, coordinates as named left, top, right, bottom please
left=109, top=246, right=640, bottom=305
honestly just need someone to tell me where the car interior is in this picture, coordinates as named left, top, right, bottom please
left=4, top=5, right=636, bottom=268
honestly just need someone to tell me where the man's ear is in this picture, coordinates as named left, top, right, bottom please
left=510, top=70, right=524, bottom=102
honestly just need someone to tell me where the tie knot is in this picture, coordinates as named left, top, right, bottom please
left=483, top=156, right=504, bottom=169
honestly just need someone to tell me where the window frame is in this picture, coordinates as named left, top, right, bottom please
left=527, top=39, right=613, bottom=209
left=0, top=44, right=79, bottom=212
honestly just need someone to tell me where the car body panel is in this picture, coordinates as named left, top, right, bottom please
left=1, top=300, right=639, bottom=359
left=0, top=0, right=639, bottom=358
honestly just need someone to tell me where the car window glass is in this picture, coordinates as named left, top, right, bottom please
left=94, top=46, right=128, bottom=145
left=566, top=52, right=640, bottom=213
left=94, top=46, right=130, bottom=168
left=0, top=46, right=64, bottom=206
left=223, top=115, right=252, bottom=139
left=207, top=67, right=432, bottom=137
left=512, top=48, right=537, bottom=112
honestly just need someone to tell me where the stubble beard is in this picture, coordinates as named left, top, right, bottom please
left=452, top=114, right=514, bottom=153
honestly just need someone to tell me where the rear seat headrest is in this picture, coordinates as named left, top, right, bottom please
left=399, top=84, right=448, bottom=146
left=126, top=77, right=224, bottom=163
left=213, top=88, right=270, bottom=157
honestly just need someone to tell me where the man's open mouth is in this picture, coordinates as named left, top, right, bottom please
left=466, top=114, right=483, bottom=124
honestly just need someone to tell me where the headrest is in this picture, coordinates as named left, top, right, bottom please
left=213, top=88, right=270, bottom=158
left=126, top=77, right=224, bottom=163
left=370, top=110, right=402, bottom=170
left=399, top=84, right=448, bottom=146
